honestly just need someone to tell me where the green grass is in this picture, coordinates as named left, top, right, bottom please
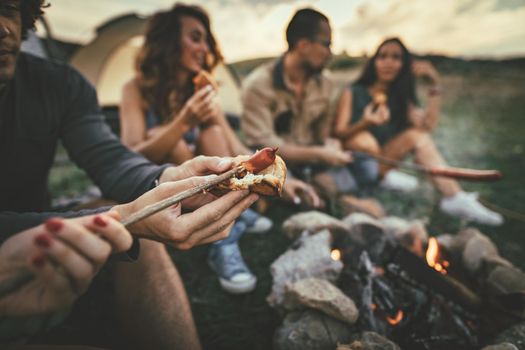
left=48, top=61, right=525, bottom=349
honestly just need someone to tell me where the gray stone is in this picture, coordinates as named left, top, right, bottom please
left=481, top=343, right=519, bottom=350
left=282, top=210, right=348, bottom=240
left=492, top=322, right=525, bottom=350
left=285, top=278, right=359, bottom=325
left=343, top=212, right=382, bottom=230
left=482, top=255, right=514, bottom=276
left=437, top=227, right=478, bottom=260
left=343, top=213, right=387, bottom=250
left=268, top=230, right=343, bottom=308
left=273, top=310, right=353, bottom=350
left=380, top=216, right=428, bottom=257
left=485, top=265, right=525, bottom=317
left=339, top=331, right=401, bottom=350
left=486, top=265, right=525, bottom=294
left=462, top=229, right=499, bottom=275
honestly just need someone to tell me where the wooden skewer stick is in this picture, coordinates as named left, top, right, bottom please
left=353, top=151, right=502, bottom=182
left=121, top=166, right=243, bottom=227
left=0, top=166, right=244, bottom=300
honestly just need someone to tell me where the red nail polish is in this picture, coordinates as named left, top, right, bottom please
left=34, top=234, right=52, bottom=248
left=31, top=256, right=46, bottom=268
left=94, top=215, right=108, bottom=227
left=45, top=218, right=63, bottom=232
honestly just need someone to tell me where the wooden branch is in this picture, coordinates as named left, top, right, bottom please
left=121, top=166, right=243, bottom=227
left=353, top=151, right=502, bottom=182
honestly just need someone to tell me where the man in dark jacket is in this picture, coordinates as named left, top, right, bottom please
left=0, top=1, right=258, bottom=348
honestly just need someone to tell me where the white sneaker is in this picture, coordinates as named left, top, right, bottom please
left=380, top=169, right=419, bottom=193
left=208, top=242, right=257, bottom=294
left=241, top=209, right=273, bottom=234
left=439, top=191, right=503, bottom=226
left=245, top=216, right=273, bottom=234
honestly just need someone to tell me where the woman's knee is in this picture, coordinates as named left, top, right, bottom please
left=344, top=132, right=381, bottom=155
left=402, top=128, right=432, bottom=148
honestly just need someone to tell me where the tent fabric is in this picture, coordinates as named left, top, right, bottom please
left=70, top=13, right=242, bottom=115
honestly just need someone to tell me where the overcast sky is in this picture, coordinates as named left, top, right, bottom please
left=42, top=0, right=525, bottom=62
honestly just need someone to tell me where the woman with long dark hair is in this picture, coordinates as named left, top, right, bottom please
left=119, top=3, right=266, bottom=294
left=119, top=3, right=319, bottom=293
left=120, top=4, right=245, bottom=163
left=333, top=37, right=502, bottom=226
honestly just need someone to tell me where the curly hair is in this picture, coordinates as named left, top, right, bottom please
left=20, top=0, right=49, bottom=39
left=135, top=3, right=222, bottom=122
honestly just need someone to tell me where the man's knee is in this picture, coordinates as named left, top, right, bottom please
left=352, top=156, right=380, bottom=186
left=312, top=172, right=339, bottom=197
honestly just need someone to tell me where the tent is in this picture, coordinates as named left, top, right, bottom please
left=70, top=13, right=243, bottom=129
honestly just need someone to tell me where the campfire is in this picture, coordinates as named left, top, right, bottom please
left=269, top=211, right=525, bottom=350
left=426, top=237, right=449, bottom=275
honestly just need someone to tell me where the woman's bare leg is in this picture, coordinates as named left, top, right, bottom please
left=382, top=128, right=460, bottom=197
left=114, top=240, right=201, bottom=350
left=197, top=124, right=233, bottom=157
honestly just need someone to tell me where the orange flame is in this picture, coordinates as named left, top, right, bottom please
left=386, top=310, right=404, bottom=325
left=426, top=237, right=448, bottom=275
left=331, top=249, right=342, bottom=261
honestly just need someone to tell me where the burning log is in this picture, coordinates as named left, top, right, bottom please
left=389, top=247, right=481, bottom=311
left=357, top=251, right=381, bottom=333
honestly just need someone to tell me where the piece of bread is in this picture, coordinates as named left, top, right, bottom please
left=372, top=91, right=388, bottom=105
left=192, top=70, right=219, bottom=91
left=213, top=155, right=287, bottom=197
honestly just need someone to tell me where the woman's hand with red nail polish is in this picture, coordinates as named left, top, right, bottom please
left=0, top=213, right=133, bottom=316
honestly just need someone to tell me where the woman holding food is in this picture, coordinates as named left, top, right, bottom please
left=332, top=37, right=502, bottom=226
left=119, top=3, right=320, bottom=294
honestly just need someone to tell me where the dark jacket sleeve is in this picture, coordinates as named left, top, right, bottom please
left=0, top=208, right=107, bottom=244
left=59, top=68, right=169, bottom=204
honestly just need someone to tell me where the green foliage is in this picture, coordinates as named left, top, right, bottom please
left=328, top=54, right=363, bottom=70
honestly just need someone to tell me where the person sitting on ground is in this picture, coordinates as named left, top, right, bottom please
left=119, top=3, right=319, bottom=294
left=332, top=37, right=502, bottom=226
left=0, top=1, right=258, bottom=348
left=0, top=162, right=256, bottom=348
left=241, top=7, right=383, bottom=218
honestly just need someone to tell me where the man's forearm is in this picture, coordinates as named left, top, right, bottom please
left=278, top=144, right=325, bottom=164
